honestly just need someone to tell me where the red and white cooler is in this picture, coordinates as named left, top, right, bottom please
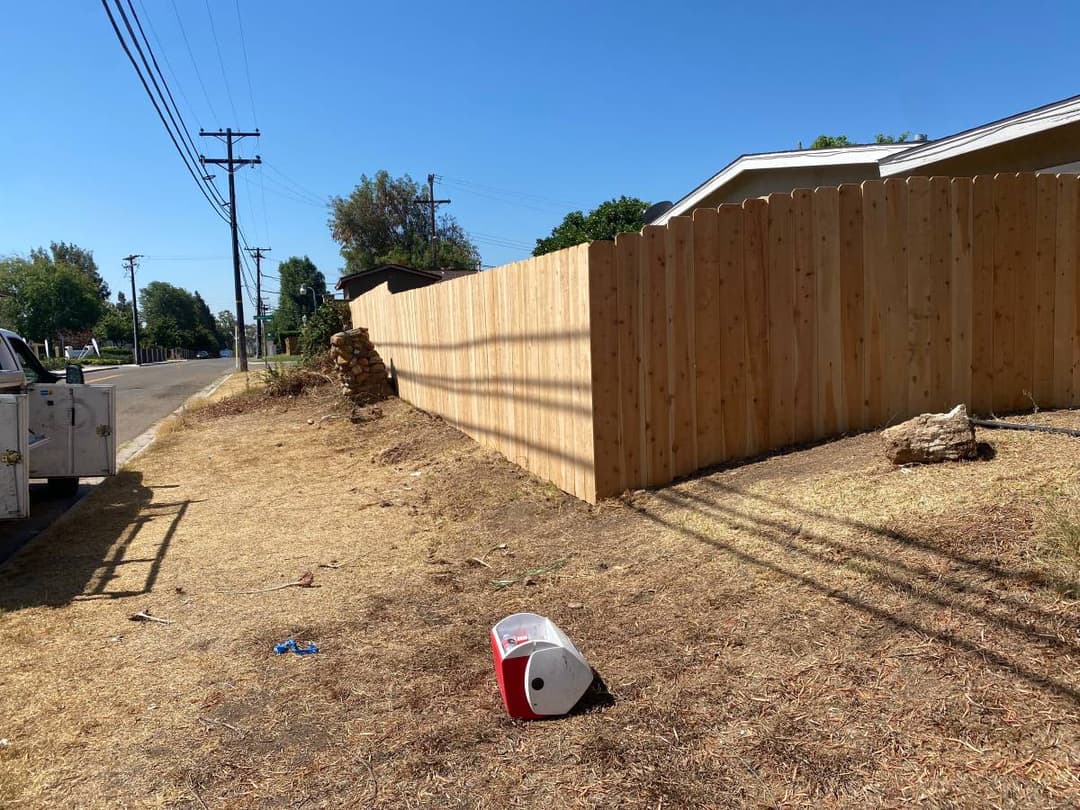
left=490, top=612, right=593, bottom=720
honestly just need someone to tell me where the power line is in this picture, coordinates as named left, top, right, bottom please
left=168, top=0, right=218, bottom=122
left=101, top=0, right=229, bottom=223
left=262, top=161, right=328, bottom=204
left=203, top=0, right=239, bottom=122
left=436, top=174, right=577, bottom=209
left=234, top=0, right=258, bottom=127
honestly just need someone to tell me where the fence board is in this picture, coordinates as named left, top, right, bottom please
left=692, top=208, right=725, bottom=465
left=792, top=189, right=817, bottom=440
left=907, top=176, right=933, bottom=414
left=615, top=232, right=643, bottom=489
left=588, top=241, right=620, bottom=498
left=1034, top=173, right=1058, bottom=405
left=971, top=176, right=995, bottom=415
left=766, top=193, right=795, bottom=447
left=882, top=179, right=909, bottom=423
left=667, top=216, right=697, bottom=477
left=743, top=198, right=771, bottom=455
left=949, top=179, right=973, bottom=408
left=929, top=177, right=952, bottom=412
left=814, top=187, right=843, bottom=434
left=993, top=174, right=1019, bottom=411
left=718, top=204, right=748, bottom=460
left=1055, top=175, right=1078, bottom=404
left=839, top=184, right=865, bottom=431
left=642, top=225, right=671, bottom=485
left=862, top=180, right=886, bottom=426
left=1014, top=173, right=1038, bottom=410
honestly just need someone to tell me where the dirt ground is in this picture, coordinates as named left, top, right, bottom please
left=1, top=374, right=1079, bottom=808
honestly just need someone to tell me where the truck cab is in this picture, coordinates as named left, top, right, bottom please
left=0, top=330, right=116, bottom=519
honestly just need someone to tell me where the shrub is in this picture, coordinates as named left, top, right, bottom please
left=300, top=302, right=351, bottom=362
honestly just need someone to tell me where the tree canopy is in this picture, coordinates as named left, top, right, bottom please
left=807, top=132, right=928, bottom=149
left=94, top=290, right=134, bottom=344
left=533, top=196, right=650, bottom=256
left=329, top=171, right=480, bottom=273
left=0, top=252, right=103, bottom=344
left=139, top=282, right=224, bottom=350
left=268, top=256, right=327, bottom=338
left=30, top=242, right=109, bottom=299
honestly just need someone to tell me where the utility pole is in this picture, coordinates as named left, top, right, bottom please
left=122, top=254, right=142, bottom=365
left=414, top=173, right=451, bottom=271
left=199, top=127, right=261, bottom=371
left=246, top=246, right=270, bottom=359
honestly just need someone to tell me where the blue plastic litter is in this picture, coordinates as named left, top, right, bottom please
left=273, top=638, right=319, bottom=655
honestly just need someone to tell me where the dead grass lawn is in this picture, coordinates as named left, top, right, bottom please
left=1, top=380, right=1079, bottom=808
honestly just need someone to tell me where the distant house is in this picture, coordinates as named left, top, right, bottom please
left=650, top=93, right=1080, bottom=224
left=335, top=264, right=478, bottom=301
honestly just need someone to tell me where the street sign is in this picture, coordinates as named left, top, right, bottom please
left=254, top=315, right=272, bottom=321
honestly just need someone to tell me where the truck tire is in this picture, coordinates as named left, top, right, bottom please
left=47, top=477, right=80, bottom=497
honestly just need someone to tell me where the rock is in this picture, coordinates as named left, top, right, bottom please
left=328, top=326, right=391, bottom=402
left=881, top=404, right=977, bottom=464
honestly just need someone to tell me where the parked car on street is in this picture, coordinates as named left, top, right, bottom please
left=195, top=350, right=210, bottom=359
left=220, top=349, right=233, bottom=358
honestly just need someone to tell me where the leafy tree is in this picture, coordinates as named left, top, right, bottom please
left=809, top=135, right=853, bottom=149
left=139, top=282, right=219, bottom=351
left=300, top=300, right=351, bottom=361
left=269, top=256, right=327, bottom=339
left=0, top=254, right=103, bottom=345
left=192, top=291, right=224, bottom=349
left=216, top=310, right=236, bottom=350
left=533, top=196, right=649, bottom=256
left=875, top=131, right=928, bottom=144
left=94, top=291, right=135, bottom=344
left=31, top=241, right=109, bottom=299
left=329, top=171, right=480, bottom=273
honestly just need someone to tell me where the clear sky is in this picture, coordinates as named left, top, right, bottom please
left=2, top=1, right=1079, bottom=318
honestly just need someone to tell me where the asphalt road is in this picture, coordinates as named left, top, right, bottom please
left=0, top=358, right=234, bottom=564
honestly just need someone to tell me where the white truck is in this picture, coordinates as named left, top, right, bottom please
left=0, top=329, right=116, bottom=519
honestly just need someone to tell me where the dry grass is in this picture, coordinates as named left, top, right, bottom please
left=1, top=388, right=1080, bottom=808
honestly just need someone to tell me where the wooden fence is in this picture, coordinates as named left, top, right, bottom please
left=352, top=173, right=1080, bottom=504
left=350, top=244, right=599, bottom=502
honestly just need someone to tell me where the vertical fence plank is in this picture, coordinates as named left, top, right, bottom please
left=929, top=177, right=953, bottom=412
left=839, top=184, right=865, bottom=431
left=950, top=178, right=974, bottom=409
left=718, top=204, right=748, bottom=460
left=1014, top=173, right=1038, bottom=411
left=971, top=176, right=995, bottom=415
left=1034, top=173, right=1058, bottom=407
left=1055, top=175, right=1078, bottom=406
left=642, top=225, right=671, bottom=485
left=767, top=193, right=795, bottom=447
left=882, top=178, right=909, bottom=423
left=993, top=174, right=1019, bottom=412
left=743, top=198, right=771, bottom=455
left=692, top=208, right=725, bottom=466
left=862, top=180, right=886, bottom=426
left=588, top=241, right=620, bottom=499
left=667, top=216, right=697, bottom=477
left=792, top=189, right=817, bottom=441
left=577, top=246, right=597, bottom=501
left=615, top=232, right=643, bottom=489
left=814, top=186, right=843, bottom=434
left=906, top=176, right=933, bottom=415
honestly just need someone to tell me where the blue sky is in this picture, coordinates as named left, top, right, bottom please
left=1, top=1, right=1078, bottom=317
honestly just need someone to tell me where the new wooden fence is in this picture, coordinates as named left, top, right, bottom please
left=590, top=173, right=1080, bottom=497
left=352, top=173, right=1080, bottom=504
left=350, top=244, right=599, bottom=502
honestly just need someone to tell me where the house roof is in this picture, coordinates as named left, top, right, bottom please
left=334, top=264, right=441, bottom=290
left=878, top=92, right=1080, bottom=177
left=653, top=143, right=912, bottom=225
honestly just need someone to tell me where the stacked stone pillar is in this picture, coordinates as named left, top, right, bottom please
left=329, top=328, right=390, bottom=399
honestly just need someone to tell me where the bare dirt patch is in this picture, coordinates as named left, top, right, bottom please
left=1, top=388, right=1078, bottom=808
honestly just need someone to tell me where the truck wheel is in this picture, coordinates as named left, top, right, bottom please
left=47, top=477, right=80, bottom=497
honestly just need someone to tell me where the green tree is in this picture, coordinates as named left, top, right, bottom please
left=139, top=282, right=217, bottom=351
left=269, top=256, right=327, bottom=338
left=216, top=310, right=236, bottom=351
left=31, top=242, right=109, bottom=299
left=94, top=290, right=135, bottom=344
left=329, top=171, right=480, bottom=273
left=0, top=254, right=103, bottom=345
left=300, top=300, right=351, bottom=360
left=533, top=196, right=649, bottom=256
left=809, top=135, right=853, bottom=149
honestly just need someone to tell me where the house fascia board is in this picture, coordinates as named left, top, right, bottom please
left=878, top=93, right=1080, bottom=177
left=653, top=143, right=911, bottom=225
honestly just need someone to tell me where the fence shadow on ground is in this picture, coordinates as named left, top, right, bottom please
left=0, top=471, right=195, bottom=611
left=629, top=482, right=1080, bottom=705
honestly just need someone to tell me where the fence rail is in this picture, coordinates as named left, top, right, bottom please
left=353, top=173, right=1080, bottom=503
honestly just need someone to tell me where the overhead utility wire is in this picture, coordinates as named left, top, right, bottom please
left=119, top=0, right=228, bottom=209
left=101, top=0, right=229, bottom=223
left=263, top=161, right=328, bottom=204
left=168, top=0, right=219, bottom=121
left=203, top=0, right=239, bottom=122
left=234, top=0, right=258, bottom=127
left=133, top=0, right=202, bottom=134
left=437, top=175, right=577, bottom=208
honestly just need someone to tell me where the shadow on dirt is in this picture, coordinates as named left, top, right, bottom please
left=0, top=471, right=195, bottom=610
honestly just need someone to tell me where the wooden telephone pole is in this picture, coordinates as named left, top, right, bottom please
left=122, top=254, right=142, bottom=365
left=199, top=128, right=261, bottom=371
left=246, top=246, right=270, bottom=358
left=414, top=173, right=451, bottom=270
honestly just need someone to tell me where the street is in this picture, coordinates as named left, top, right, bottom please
left=0, top=358, right=234, bottom=562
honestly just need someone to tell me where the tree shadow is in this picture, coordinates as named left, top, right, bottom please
left=0, top=471, right=195, bottom=610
